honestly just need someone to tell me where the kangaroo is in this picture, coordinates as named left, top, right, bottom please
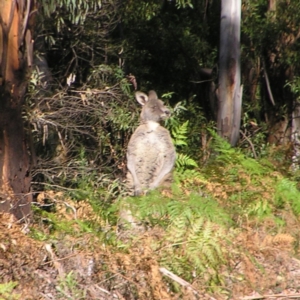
left=127, top=90, right=176, bottom=196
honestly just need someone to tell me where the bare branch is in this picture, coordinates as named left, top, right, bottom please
left=159, top=267, right=201, bottom=296
left=262, top=58, right=275, bottom=106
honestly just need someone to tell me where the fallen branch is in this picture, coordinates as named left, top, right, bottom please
left=45, top=243, right=65, bottom=277
left=159, top=267, right=201, bottom=295
left=240, top=292, right=300, bottom=300
left=159, top=267, right=194, bottom=289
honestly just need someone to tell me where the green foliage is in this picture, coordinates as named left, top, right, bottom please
left=175, top=153, right=198, bottom=172
left=40, top=0, right=103, bottom=28
left=32, top=173, right=119, bottom=242
left=122, top=1, right=163, bottom=23
left=162, top=218, right=225, bottom=284
left=239, top=110, right=269, bottom=158
left=164, top=100, right=199, bottom=171
left=33, top=203, right=118, bottom=246
left=30, top=221, right=50, bottom=241
left=166, top=101, right=188, bottom=141
left=285, top=76, right=300, bottom=101
left=238, top=0, right=300, bottom=167
left=209, top=130, right=269, bottom=176
left=122, top=193, right=170, bottom=227
left=123, top=186, right=231, bottom=226
left=18, top=0, right=300, bottom=297
left=169, top=192, right=231, bottom=226
left=167, top=97, right=214, bottom=161
left=242, top=1, right=269, bottom=52
left=0, top=282, right=20, bottom=300
left=175, top=0, right=194, bottom=9
left=275, top=179, right=300, bottom=215
left=152, top=189, right=229, bottom=284
left=29, top=64, right=137, bottom=190
left=120, top=0, right=218, bottom=100
left=171, top=121, right=189, bottom=147
left=56, top=271, right=86, bottom=299
left=69, top=170, right=122, bottom=223
left=119, top=182, right=231, bottom=284
left=38, top=0, right=121, bottom=83
left=245, top=199, right=272, bottom=220
left=204, top=132, right=300, bottom=226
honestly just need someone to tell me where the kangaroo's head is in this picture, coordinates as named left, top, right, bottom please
left=135, top=90, right=171, bottom=123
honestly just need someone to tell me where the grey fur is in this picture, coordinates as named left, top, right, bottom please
left=127, top=90, right=176, bottom=196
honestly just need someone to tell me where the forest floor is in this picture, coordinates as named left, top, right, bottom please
left=1, top=190, right=300, bottom=300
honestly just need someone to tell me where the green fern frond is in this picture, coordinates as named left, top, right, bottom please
left=121, top=192, right=172, bottom=226
left=208, top=129, right=270, bottom=176
left=166, top=194, right=231, bottom=226
left=176, top=153, right=198, bottom=172
left=275, top=178, right=300, bottom=215
left=245, top=199, right=272, bottom=219
left=158, top=193, right=229, bottom=282
left=240, top=157, right=268, bottom=176
left=163, top=216, right=226, bottom=281
left=139, top=193, right=170, bottom=219
left=171, top=120, right=189, bottom=147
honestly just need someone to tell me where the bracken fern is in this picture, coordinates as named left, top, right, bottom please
left=162, top=215, right=226, bottom=284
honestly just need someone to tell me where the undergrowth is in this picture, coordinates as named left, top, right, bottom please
left=29, top=129, right=300, bottom=298
left=116, top=132, right=300, bottom=289
left=203, top=132, right=300, bottom=223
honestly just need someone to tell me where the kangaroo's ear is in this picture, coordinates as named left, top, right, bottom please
left=148, top=90, right=158, bottom=100
left=135, top=91, right=148, bottom=106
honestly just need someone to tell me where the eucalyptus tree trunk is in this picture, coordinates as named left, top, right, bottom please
left=217, top=0, right=242, bottom=146
left=0, top=0, right=35, bottom=219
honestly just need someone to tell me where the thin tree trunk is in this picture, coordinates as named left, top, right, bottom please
left=291, top=102, right=300, bottom=171
left=0, top=0, right=35, bottom=219
left=217, top=0, right=242, bottom=146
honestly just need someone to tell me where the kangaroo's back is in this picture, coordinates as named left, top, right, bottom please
left=126, top=90, right=176, bottom=196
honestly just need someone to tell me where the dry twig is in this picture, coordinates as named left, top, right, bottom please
left=240, top=292, right=300, bottom=300
left=159, top=267, right=200, bottom=295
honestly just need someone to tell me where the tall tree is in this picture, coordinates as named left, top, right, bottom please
left=0, top=0, right=35, bottom=219
left=217, top=0, right=242, bottom=146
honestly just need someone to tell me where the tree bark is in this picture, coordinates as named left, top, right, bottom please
left=0, top=0, right=35, bottom=219
left=217, top=0, right=242, bottom=146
